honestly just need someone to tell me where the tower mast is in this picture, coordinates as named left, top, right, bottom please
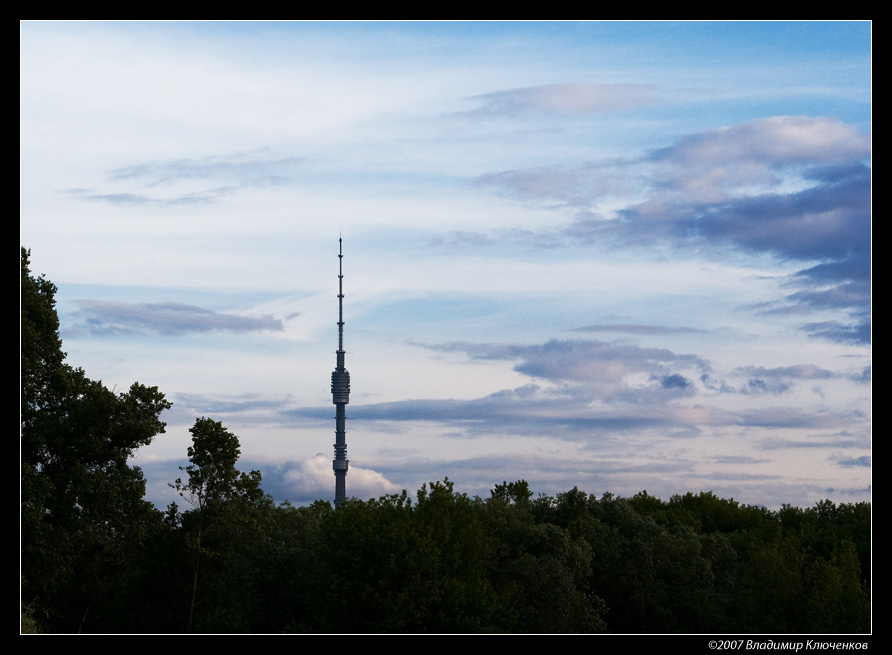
left=331, top=238, right=350, bottom=507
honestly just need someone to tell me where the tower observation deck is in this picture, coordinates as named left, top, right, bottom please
left=331, top=238, right=350, bottom=508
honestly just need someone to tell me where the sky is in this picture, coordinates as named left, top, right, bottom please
left=20, top=21, right=871, bottom=510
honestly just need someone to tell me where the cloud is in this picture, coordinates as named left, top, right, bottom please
left=108, top=149, right=308, bottom=187
left=69, top=149, right=308, bottom=207
left=737, top=407, right=850, bottom=429
left=172, top=392, right=293, bottom=418
left=694, top=167, right=869, bottom=261
left=413, top=338, right=710, bottom=392
left=757, top=430, right=870, bottom=450
left=283, top=334, right=864, bottom=448
left=735, top=364, right=834, bottom=380
left=479, top=117, right=869, bottom=259
left=429, top=231, right=497, bottom=247
left=700, top=364, right=836, bottom=397
left=740, top=378, right=791, bottom=396
left=711, top=455, right=770, bottom=465
left=76, top=189, right=238, bottom=206
left=835, top=455, right=871, bottom=468
left=588, top=155, right=870, bottom=272
left=344, top=395, right=675, bottom=438
left=852, top=366, right=871, bottom=384
left=477, top=116, right=871, bottom=344
left=69, top=300, right=284, bottom=336
left=479, top=161, right=638, bottom=209
left=650, top=116, right=869, bottom=169
left=334, top=383, right=853, bottom=442
left=75, top=192, right=153, bottom=205
left=315, top=338, right=718, bottom=436
left=469, top=83, right=658, bottom=116
left=779, top=281, right=871, bottom=313
left=800, top=319, right=870, bottom=345
left=572, top=324, right=705, bottom=335
left=659, top=373, right=691, bottom=389
left=281, top=455, right=401, bottom=503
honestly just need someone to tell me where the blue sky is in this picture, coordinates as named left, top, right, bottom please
left=20, top=21, right=871, bottom=510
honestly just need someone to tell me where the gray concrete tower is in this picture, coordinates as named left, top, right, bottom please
left=331, top=238, right=350, bottom=508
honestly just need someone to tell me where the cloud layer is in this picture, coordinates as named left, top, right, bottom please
left=70, top=300, right=283, bottom=336
left=470, top=83, right=659, bottom=116
left=480, top=116, right=870, bottom=344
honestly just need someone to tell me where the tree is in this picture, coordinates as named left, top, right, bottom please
left=491, top=480, right=533, bottom=507
left=170, top=417, right=264, bottom=632
left=21, top=248, right=171, bottom=632
left=484, top=483, right=608, bottom=632
left=804, top=540, right=870, bottom=633
left=20, top=248, right=65, bottom=436
left=172, top=417, right=262, bottom=511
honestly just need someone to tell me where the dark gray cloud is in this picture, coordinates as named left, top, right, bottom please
left=736, top=365, right=833, bottom=394
left=711, top=455, right=770, bottom=465
left=778, top=281, right=871, bottom=314
left=477, top=116, right=871, bottom=344
left=758, top=430, right=870, bottom=450
left=412, top=338, right=710, bottom=393
left=701, top=364, right=836, bottom=397
left=736, top=407, right=851, bottom=429
left=280, top=335, right=861, bottom=443
left=289, top=333, right=724, bottom=437
left=836, top=455, right=871, bottom=468
left=659, top=373, right=691, bottom=389
left=566, top=161, right=870, bottom=283
left=679, top=165, right=869, bottom=263
left=337, top=396, right=675, bottom=438
left=735, top=364, right=834, bottom=380
left=852, top=366, right=871, bottom=384
left=800, top=319, right=870, bottom=344
left=70, top=300, right=283, bottom=336
left=294, top=385, right=851, bottom=442
left=469, top=83, right=659, bottom=116
left=742, top=378, right=792, bottom=395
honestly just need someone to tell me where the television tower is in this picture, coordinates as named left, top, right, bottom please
left=331, top=238, right=350, bottom=508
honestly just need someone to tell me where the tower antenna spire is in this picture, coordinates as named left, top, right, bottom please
left=331, top=237, right=350, bottom=508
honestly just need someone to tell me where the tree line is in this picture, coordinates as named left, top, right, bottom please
left=21, top=248, right=870, bottom=633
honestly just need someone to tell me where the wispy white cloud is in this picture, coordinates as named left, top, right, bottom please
left=572, top=324, right=706, bottom=335
left=469, top=83, right=659, bottom=116
left=107, top=149, right=309, bottom=187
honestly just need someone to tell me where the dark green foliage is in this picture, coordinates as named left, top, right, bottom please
left=21, top=248, right=172, bottom=633
left=310, top=481, right=502, bottom=633
left=173, top=417, right=264, bottom=510
left=166, top=418, right=266, bottom=632
left=729, top=505, right=871, bottom=634
left=485, top=486, right=607, bottom=632
left=803, top=540, right=870, bottom=633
